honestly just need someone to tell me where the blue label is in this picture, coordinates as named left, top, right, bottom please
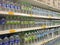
left=15, top=39, right=20, bottom=43
left=17, top=7, right=20, bottom=10
left=0, top=18, right=6, bottom=25
left=10, top=40, right=14, bottom=43
left=10, top=39, right=14, bottom=45
left=3, top=42, right=9, bottom=45
left=10, top=5, right=14, bottom=9
left=6, top=4, right=10, bottom=8
left=0, top=3, right=1, bottom=6
left=37, top=34, right=44, bottom=38
left=37, top=34, right=41, bottom=38
left=14, top=6, right=18, bottom=10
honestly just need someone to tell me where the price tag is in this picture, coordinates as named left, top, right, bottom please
left=48, top=15, right=52, bottom=18
left=30, top=14, right=32, bottom=17
left=8, top=12, right=14, bottom=15
left=9, top=29, right=16, bottom=33
left=41, top=25, right=46, bottom=29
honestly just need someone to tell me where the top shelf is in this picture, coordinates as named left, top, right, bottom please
left=0, top=11, right=60, bottom=20
left=20, top=0, right=60, bottom=13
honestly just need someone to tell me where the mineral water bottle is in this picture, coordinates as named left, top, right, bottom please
left=9, top=36, right=15, bottom=45
left=3, top=37, right=9, bottom=45
left=14, top=35, right=20, bottom=45
left=24, top=33, right=29, bottom=45
left=0, top=38, right=3, bottom=45
left=0, top=2, right=2, bottom=11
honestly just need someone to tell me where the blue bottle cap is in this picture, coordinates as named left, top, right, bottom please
left=17, top=6, right=20, bottom=10
left=14, top=6, right=18, bottom=10
left=10, top=4, right=14, bottom=9
left=6, top=4, right=10, bottom=9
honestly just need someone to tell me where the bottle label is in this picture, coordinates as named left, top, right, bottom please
left=0, top=3, right=1, bottom=6
left=10, top=5, right=14, bottom=9
left=14, top=6, right=18, bottom=10
left=6, top=4, right=10, bottom=9
left=15, top=39, right=20, bottom=43
left=17, top=6, right=20, bottom=10
left=4, top=42, right=9, bottom=45
left=10, top=40, right=14, bottom=45
left=37, top=34, right=44, bottom=38
left=0, top=18, right=6, bottom=25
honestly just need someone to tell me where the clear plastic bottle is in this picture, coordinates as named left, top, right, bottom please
left=30, top=32, right=35, bottom=45
left=0, top=0, right=3, bottom=11
left=3, top=37, right=9, bottom=45
left=14, top=35, right=20, bottom=45
left=9, top=36, right=15, bottom=45
left=24, top=33, right=29, bottom=45
left=0, top=38, right=3, bottom=45
left=0, top=16, right=6, bottom=30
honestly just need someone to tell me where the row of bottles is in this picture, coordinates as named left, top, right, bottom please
left=23, top=27, right=60, bottom=45
left=0, top=15, right=60, bottom=30
left=0, top=34, right=21, bottom=45
left=0, top=0, right=60, bottom=17
left=0, top=27, right=60, bottom=45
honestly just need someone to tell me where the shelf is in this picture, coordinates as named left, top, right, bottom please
left=20, top=0, right=60, bottom=13
left=0, top=11, right=60, bottom=20
left=35, top=35, right=60, bottom=45
left=0, top=25, right=60, bottom=35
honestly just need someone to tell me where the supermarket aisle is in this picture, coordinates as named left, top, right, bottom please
left=45, top=37, right=60, bottom=45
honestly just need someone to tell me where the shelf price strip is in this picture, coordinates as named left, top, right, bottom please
left=8, top=12, right=14, bottom=15
left=9, top=29, right=16, bottom=33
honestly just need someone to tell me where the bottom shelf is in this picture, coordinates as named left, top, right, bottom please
left=36, top=35, right=60, bottom=45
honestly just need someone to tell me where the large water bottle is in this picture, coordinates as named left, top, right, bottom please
left=0, top=16, right=6, bottom=30
left=24, top=33, right=29, bottom=45
left=0, top=38, right=3, bottom=45
left=14, top=35, right=20, bottom=45
left=9, top=36, right=15, bottom=45
left=0, top=2, right=2, bottom=11
left=3, top=37, right=9, bottom=45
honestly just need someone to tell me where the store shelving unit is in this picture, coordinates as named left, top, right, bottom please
left=0, top=0, right=60, bottom=45
left=34, top=35, right=60, bottom=45
left=0, top=25, right=60, bottom=35
left=0, top=11, right=60, bottom=19
left=20, top=0, right=60, bottom=12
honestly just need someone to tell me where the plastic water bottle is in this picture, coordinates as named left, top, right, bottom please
left=3, top=37, right=9, bottom=45
left=9, top=36, right=15, bottom=45
left=24, top=33, right=30, bottom=45
left=14, top=35, right=20, bottom=45
left=0, top=2, right=2, bottom=11
left=0, top=16, right=6, bottom=25
left=0, top=39, right=3, bottom=45
left=14, top=3, right=21, bottom=13
left=0, top=17, right=6, bottom=30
